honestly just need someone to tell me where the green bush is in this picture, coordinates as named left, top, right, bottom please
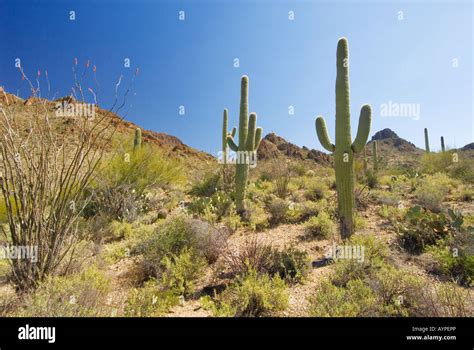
left=201, top=269, right=289, bottom=317
left=427, top=243, right=473, bottom=287
left=304, top=181, right=327, bottom=201
left=246, top=201, right=269, bottom=231
left=135, top=215, right=228, bottom=277
left=189, top=171, right=221, bottom=197
left=84, top=141, right=185, bottom=221
left=160, top=248, right=207, bottom=297
left=18, top=266, right=112, bottom=317
left=304, top=212, right=335, bottom=239
left=124, top=279, right=179, bottom=317
left=271, top=246, right=311, bottom=283
left=267, top=197, right=289, bottom=226
left=396, top=206, right=457, bottom=254
left=414, top=173, right=454, bottom=212
left=310, top=279, right=380, bottom=317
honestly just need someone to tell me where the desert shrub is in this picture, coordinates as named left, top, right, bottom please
left=124, top=279, right=179, bottom=317
left=414, top=173, right=454, bottom=212
left=365, top=169, right=378, bottom=189
left=287, top=200, right=321, bottom=223
left=450, top=162, right=474, bottom=183
left=371, top=189, right=401, bottom=207
left=310, top=235, right=449, bottom=317
left=289, top=163, right=307, bottom=177
left=427, top=243, right=473, bottom=287
left=187, top=191, right=234, bottom=224
left=304, top=212, right=335, bottom=239
left=421, top=152, right=454, bottom=174
left=189, top=171, right=221, bottom=197
left=160, top=248, right=207, bottom=297
left=202, top=269, right=289, bottom=317
left=396, top=206, right=457, bottom=254
left=310, top=279, right=380, bottom=317
left=267, top=197, right=289, bottom=226
left=220, top=203, right=242, bottom=231
left=428, top=282, right=473, bottom=316
left=246, top=202, right=269, bottom=231
left=304, top=181, right=328, bottom=201
left=104, top=220, right=134, bottom=242
left=270, top=247, right=311, bottom=283
left=89, top=143, right=185, bottom=221
left=135, top=215, right=228, bottom=277
left=378, top=204, right=406, bottom=226
left=456, top=188, right=473, bottom=202
left=18, top=266, right=112, bottom=317
left=0, top=287, right=18, bottom=316
left=275, top=175, right=290, bottom=199
left=224, top=239, right=274, bottom=277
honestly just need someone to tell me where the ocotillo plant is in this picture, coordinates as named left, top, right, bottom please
left=424, top=128, right=430, bottom=152
left=227, top=75, right=263, bottom=213
left=134, top=127, right=142, bottom=150
left=372, top=140, right=378, bottom=172
left=315, top=38, right=372, bottom=239
left=222, top=108, right=236, bottom=165
left=441, top=136, right=445, bottom=152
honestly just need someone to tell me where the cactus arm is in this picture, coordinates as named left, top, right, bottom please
left=246, top=113, right=257, bottom=150
left=351, top=104, right=372, bottom=153
left=254, top=127, right=263, bottom=150
left=315, top=116, right=335, bottom=152
left=231, top=127, right=237, bottom=137
left=239, top=76, right=249, bottom=149
left=227, top=135, right=239, bottom=152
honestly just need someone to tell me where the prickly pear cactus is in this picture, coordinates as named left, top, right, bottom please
left=315, top=38, right=372, bottom=238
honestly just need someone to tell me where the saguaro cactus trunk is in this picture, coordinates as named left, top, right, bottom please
left=315, top=38, right=372, bottom=239
left=424, top=128, right=430, bottom=152
left=134, top=128, right=142, bottom=150
left=227, top=76, right=263, bottom=214
left=441, top=136, right=445, bottom=152
left=372, top=140, right=378, bottom=172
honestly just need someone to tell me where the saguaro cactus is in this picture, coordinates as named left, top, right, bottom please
left=315, top=38, right=372, bottom=239
left=424, top=128, right=430, bottom=152
left=372, top=140, right=378, bottom=172
left=227, top=75, right=263, bottom=213
left=222, top=109, right=236, bottom=165
left=441, top=136, right=445, bottom=152
left=134, top=128, right=142, bottom=150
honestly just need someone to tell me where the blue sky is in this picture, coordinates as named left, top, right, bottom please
left=0, top=0, right=472, bottom=155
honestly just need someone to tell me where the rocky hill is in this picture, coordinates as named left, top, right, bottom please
left=257, top=133, right=332, bottom=166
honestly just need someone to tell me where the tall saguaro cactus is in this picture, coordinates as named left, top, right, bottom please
left=424, top=128, right=430, bottom=153
left=227, top=75, right=263, bottom=213
left=315, top=38, right=372, bottom=239
left=441, top=136, right=445, bottom=152
left=222, top=109, right=236, bottom=165
left=134, top=128, right=142, bottom=150
left=372, top=140, right=378, bottom=172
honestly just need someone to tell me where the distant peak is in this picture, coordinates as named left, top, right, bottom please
left=371, top=128, right=399, bottom=141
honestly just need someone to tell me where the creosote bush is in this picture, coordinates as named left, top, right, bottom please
left=304, top=212, right=335, bottom=239
left=201, top=268, right=289, bottom=317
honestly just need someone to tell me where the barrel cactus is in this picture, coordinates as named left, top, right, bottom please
left=227, top=75, right=263, bottom=213
left=441, top=136, right=445, bottom=152
left=315, top=38, right=372, bottom=238
left=424, top=128, right=430, bottom=152
left=134, top=128, right=142, bottom=150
